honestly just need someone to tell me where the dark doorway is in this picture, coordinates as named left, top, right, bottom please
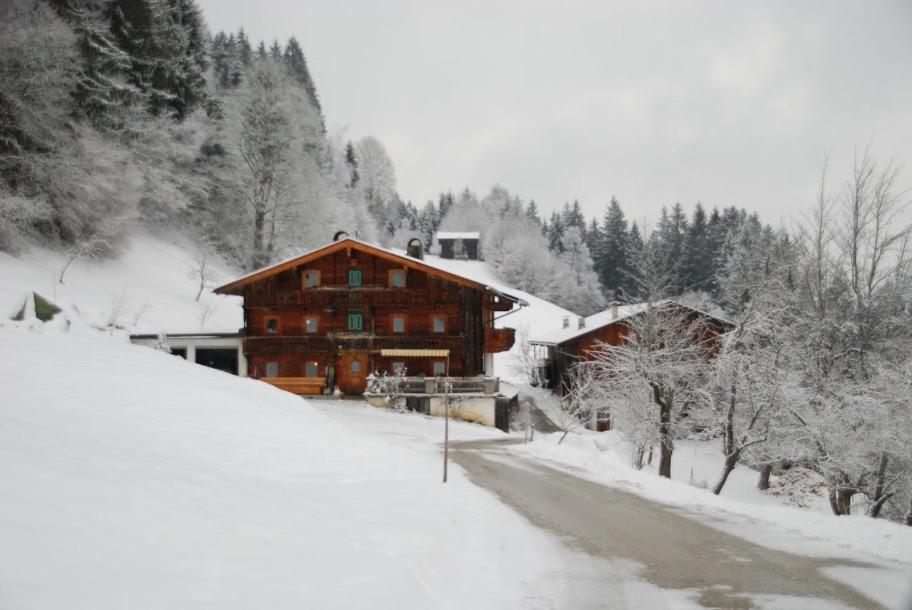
left=195, top=348, right=238, bottom=375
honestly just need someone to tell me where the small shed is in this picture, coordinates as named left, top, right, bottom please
left=436, top=231, right=481, bottom=260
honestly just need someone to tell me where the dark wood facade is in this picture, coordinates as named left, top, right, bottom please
left=215, top=238, right=519, bottom=395
left=534, top=305, right=732, bottom=394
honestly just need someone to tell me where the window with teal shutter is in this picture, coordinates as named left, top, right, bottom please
left=347, top=311, right=363, bottom=331
left=348, top=268, right=363, bottom=286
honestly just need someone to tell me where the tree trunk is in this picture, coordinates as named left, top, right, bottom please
left=658, top=404, right=673, bottom=478
left=905, top=496, right=912, bottom=526
left=828, top=487, right=854, bottom=516
left=713, top=449, right=740, bottom=495
left=633, top=445, right=645, bottom=470
left=867, top=452, right=889, bottom=518
left=757, top=463, right=773, bottom=490
left=252, top=208, right=266, bottom=269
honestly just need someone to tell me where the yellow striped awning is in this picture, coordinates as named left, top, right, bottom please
left=380, top=349, right=450, bottom=358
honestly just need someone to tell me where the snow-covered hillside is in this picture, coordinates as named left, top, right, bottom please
left=0, top=235, right=242, bottom=334
left=0, top=327, right=612, bottom=609
left=0, top=235, right=572, bottom=382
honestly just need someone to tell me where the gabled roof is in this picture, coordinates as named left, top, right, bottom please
left=530, top=300, right=731, bottom=346
left=213, top=237, right=525, bottom=305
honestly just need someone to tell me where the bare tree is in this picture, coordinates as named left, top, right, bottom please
left=238, top=62, right=293, bottom=269
left=705, top=286, right=794, bottom=495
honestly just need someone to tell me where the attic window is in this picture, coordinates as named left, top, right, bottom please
left=389, top=269, right=406, bottom=288
left=348, top=268, right=363, bottom=286
left=266, top=318, right=279, bottom=334
left=303, top=269, right=320, bottom=288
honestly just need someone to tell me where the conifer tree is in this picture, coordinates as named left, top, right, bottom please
left=344, top=141, right=359, bottom=188
left=283, top=37, right=322, bottom=124
left=47, top=0, right=141, bottom=128
left=595, top=197, right=629, bottom=300
left=680, top=203, right=712, bottom=292
left=545, top=210, right=564, bottom=252
left=525, top=200, right=541, bottom=225
left=236, top=28, right=252, bottom=67
left=107, top=0, right=208, bottom=119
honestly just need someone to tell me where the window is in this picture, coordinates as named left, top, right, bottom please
left=389, top=269, right=406, bottom=288
left=351, top=359, right=362, bottom=373
left=392, top=315, right=406, bottom=333
left=305, top=316, right=318, bottom=334
left=305, top=361, right=319, bottom=377
left=265, top=361, right=279, bottom=377
left=392, top=362, right=406, bottom=374
left=348, top=268, right=363, bottom=286
left=433, top=361, right=447, bottom=376
left=432, top=315, right=446, bottom=333
left=265, top=318, right=278, bottom=335
left=347, top=311, right=363, bottom=331
left=303, top=269, right=320, bottom=288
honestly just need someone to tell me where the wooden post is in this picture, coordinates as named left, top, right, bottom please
left=443, top=380, right=449, bottom=483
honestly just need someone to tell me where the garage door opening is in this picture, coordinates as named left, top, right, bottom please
left=195, top=348, right=238, bottom=375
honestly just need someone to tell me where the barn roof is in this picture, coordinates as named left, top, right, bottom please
left=213, top=237, right=526, bottom=306
left=529, top=300, right=731, bottom=346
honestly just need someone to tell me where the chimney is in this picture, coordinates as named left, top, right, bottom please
left=610, top=301, right=621, bottom=320
left=406, top=238, right=424, bottom=260
left=562, top=315, right=570, bottom=329
left=577, top=316, right=586, bottom=329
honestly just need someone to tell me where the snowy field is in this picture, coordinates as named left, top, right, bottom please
left=0, top=327, right=568, bottom=608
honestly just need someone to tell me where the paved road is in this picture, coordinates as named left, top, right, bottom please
left=451, top=439, right=885, bottom=610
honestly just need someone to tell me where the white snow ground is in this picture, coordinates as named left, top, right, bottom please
left=3, top=235, right=911, bottom=608
left=0, top=327, right=710, bottom=609
left=509, top=388, right=912, bottom=608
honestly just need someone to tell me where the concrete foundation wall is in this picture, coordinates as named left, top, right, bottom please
left=366, top=394, right=497, bottom=427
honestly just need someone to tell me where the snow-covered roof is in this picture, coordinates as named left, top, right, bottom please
left=530, top=303, right=650, bottom=346
left=214, top=237, right=526, bottom=306
left=436, top=231, right=480, bottom=240
left=529, top=300, right=732, bottom=346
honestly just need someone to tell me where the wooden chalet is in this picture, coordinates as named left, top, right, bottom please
left=529, top=301, right=732, bottom=395
left=214, top=236, right=524, bottom=396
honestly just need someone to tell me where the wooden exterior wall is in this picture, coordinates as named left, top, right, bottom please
left=237, top=246, right=513, bottom=394
left=545, top=311, right=730, bottom=393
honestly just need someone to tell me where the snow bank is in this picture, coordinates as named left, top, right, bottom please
left=506, top=426, right=912, bottom=568
left=0, top=327, right=599, bottom=609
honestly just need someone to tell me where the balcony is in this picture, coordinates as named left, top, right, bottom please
left=368, top=375, right=500, bottom=396
left=485, top=327, right=515, bottom=353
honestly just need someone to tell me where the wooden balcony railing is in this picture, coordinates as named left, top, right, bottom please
left=245, top=334, right=468, bottom=354
left=368, top=375, right=500, bottom=396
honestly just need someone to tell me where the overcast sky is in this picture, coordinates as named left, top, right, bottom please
left=198, top=0, right=912, bottom=224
